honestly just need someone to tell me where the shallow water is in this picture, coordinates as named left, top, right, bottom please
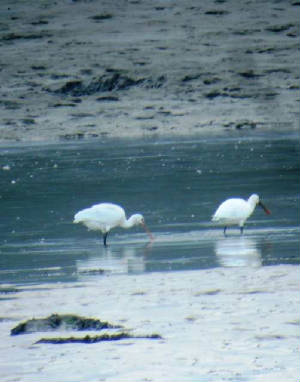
left=0, top=132, right=299, bottom=284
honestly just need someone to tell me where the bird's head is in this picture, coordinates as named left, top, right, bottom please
left=249, top=194, right=271, bottom=215
left=131, top=214, right=145, bottom=226
left=249, top=194, right=260, bottom=205
left=130, top=214, right=154, bottom=241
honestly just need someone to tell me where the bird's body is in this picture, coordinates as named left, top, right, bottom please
left=212, top=194, right=270, bottom=235
left=73, top=203, right=153, bottom=246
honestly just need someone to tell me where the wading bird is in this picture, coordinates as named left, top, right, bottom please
left=212, top=194, right=271, bottom=235
left=73, top=202, right=153, bottom=246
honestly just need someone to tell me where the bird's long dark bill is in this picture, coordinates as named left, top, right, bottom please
left=259, top=201, right=271, bottom=215
left=142, top=222, right=154, bottom=241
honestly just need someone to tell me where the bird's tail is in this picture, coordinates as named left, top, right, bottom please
left=73, top=211, right=84, bottom=224
left=211, top=214, right=218, bottom=222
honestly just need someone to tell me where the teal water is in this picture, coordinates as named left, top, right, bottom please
left=0, top=133, right=299, bottom=284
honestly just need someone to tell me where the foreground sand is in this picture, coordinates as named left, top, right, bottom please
left=0, top=0, right=299, bottom=142
left=0, top=265, right=299, bottom=381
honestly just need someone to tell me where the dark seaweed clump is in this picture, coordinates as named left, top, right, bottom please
left=11, top=314, right=122, bottom=335
left=36, top=332, right=162, bottom=344
left=11, top=314, right=163, bottom=345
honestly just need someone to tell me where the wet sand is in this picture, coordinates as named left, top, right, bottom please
left=0, top=0, right=299, bottom=142
left=0, top=265, right=299, bottom=381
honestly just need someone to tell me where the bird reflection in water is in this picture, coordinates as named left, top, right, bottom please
left=76, top=242, right=152, bottom=277
left=215, top=237, right=261, bottom=267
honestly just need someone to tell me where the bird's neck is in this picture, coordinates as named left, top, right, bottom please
left=121, top=215, right=136, bottom=229
left=248, top=199, right=257, bottom=214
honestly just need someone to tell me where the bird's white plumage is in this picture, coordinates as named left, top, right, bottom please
left=212, top=197, right=256, bottom=227
left=212, top=194, right=269, bottom=234
left=74, top=203, right=126, bottom=233
left=73, top=202, right=152, bottom=246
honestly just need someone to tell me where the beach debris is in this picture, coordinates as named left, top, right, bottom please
left=10, top=314, right=122, bottom=335
left=35, top=332, right=162, bottom=344
left=10, top=314, right=162, bottom=345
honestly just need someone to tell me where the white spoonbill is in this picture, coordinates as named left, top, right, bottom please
left=212, top=194, right=271, bottom=235
left=73, top=202, right=153, bottom=246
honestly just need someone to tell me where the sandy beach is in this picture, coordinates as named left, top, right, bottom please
left=1, top=265, right=299, bottom=381
left=0, top=0, right=299, bottom=142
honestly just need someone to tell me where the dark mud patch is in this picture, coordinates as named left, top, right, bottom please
left=78, top=268, right=106, bottom=276
left=1, top=32, right=52, bottom=41
left=205, top=9, right=229, bottom=16
left=88, top=14, right=113, bottom=22
left=265, top=23, right=294, bottom=33
left=0, top=286, right=20, bottom=294
left=0, top=286, right=21, bottom=300
left=54, top=72, right=166, bottom=96
left=96, top=96, right=119, bottom=102
left=223, top=119, right=257, bottom=130
left=35, top=332, right=162, bottom=344
left=11, top=314, right=122, bottom=335
left=0, top=100, right=22, bottom=110
left=59, top=132, right=103, bottom=140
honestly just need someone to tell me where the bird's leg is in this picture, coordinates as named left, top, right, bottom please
left=223, top=226, right=227, bottom=236
left=103, top=232, right=108, bottom=247
left=240, top=226, right=244, bottom=235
